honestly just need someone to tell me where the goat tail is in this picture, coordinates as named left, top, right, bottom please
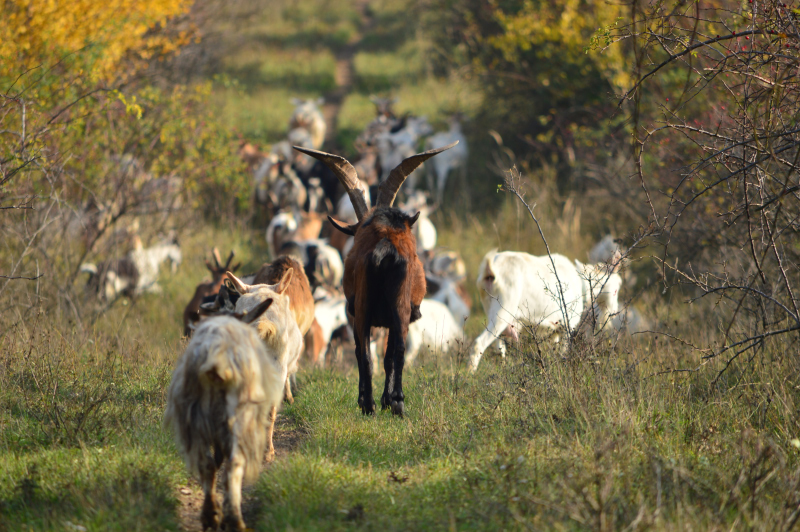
left=371, top=238, right=399, bottom=267
left=79, top=263, right=98, bottom=276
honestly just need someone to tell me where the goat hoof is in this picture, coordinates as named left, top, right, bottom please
left=265, top=449, right=276, bottom=463
left=390, top=400, right=405, bottom=417
left=360, top=401, right=376, bottom=415
left=221, top=514, right=246, bottom=532
left=201, top=497, right=222, bottom=531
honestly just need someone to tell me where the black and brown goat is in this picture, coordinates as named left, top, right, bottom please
left=182, top=248, right=240, bottom=336
left=294, top=141, right=457, bottom=416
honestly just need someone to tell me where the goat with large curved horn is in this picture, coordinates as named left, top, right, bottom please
left=290, top=142, right=457, bottom=417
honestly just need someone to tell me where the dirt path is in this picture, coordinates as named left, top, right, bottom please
left=321, top=0, right=375, bottom=148
left=177, top=413, right=306, bottom=531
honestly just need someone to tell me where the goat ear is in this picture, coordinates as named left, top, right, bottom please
left=408, top=211, right=421, bottom=227
left=275, top=268, right=293, bottom=295
left=328, top=216, right=357, bottom=236
left=226, top=271, right=251, bottom=294
left=239, top=298, right=274, bottom=324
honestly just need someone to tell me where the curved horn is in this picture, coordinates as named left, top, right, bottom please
left=224, top=250, right=235, bottom=269
left=376, top=141, right=458, bottom=208
left=211, top=247, right=222, bottom=269
left=293, top=146, right=370, bottom=221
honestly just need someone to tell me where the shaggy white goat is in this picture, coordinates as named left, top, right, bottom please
left=164, top=299, right=283, bottom=532
left=405, top=299, right=463, bottom=365
left=469, top=249, right=622, bottom=371
left=226, top=270, right=304, bottom=410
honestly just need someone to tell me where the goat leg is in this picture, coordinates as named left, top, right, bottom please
left=388, top=321, right=407, bottom=417
left=265, top=405, right=277, bottom=462
left=222, top=451, right=247, bottom=532
left=200, top=458, right=221, bottom=531
left=354, top=322, right=376, bottom=415
left=283, top=376, right=294, bottom=405
left=381, top=329, right=396, bottom=411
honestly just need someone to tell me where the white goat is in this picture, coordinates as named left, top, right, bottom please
left=164, top=299, right=283, bottom=532
left=311, top=287, right=349, bottom=366
left=425, top=117, right=468, bottom=202
left=226, top=270, right=304, bottom=412
left=400, top=191, right=436, bottom=252
left=80, top=236, right=181, bottom=301
left=405, top=299, right=463, bottom=365
left=280, top=239, right=344, bottom=289
left=589, top=234, right=620, bottom=264
left=129, top=236, right=182, bottom=293
left=376, top=116, right=433, bottom=187
left=289, top=98, right=326, bottom=149
left=426, top=274, right=471, bottom=325
left=469, top=249, right=622, bottom=371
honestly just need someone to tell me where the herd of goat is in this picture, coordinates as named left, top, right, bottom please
left=80, top=97, right=626, bottom=531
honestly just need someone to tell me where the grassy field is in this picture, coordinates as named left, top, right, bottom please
left=2, top=0, right=800, bottom=530
left=2, top=217, right=799, bottom=530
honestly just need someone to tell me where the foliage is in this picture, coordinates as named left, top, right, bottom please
left=611, top=0, right=800, bottom=375
left=0, top=0, right=193, bottom=85
left=423, top=0, right=630, bottom=189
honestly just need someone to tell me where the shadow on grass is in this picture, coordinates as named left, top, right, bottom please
left=253, top=29, right=354, bottom=55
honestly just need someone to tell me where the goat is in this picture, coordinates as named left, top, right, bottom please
left=400, top=191, right=437, bottom=252
left=310, top=287, right=349, bottom=367
left=239, top=141, right=266, bottom=171
left=355, top=97, right=400, bottom=149
left=279, top=239, right=344, bottom=290
left=266, top=211, right=323, bottom=259
left=589, top=235, right=620, bottom=264
left=289, top=98, right=326, bottom=149
left=80, top=235, right=181, bottom=301
left=423, top=249, right=467, bottom=280
left=370, top=96, right=398, bottom=121
left=182, top=248, right=240, bottom=337
left=425, top=274, right=471, bottom=325
left=425, top=116, right=468, bottom=202
left=376, top=116, right=434, bottom=189
left=225, top=268, right=303, bottom=450
left=235, top=256, right=315, bottom=403
left=294, top=141, right=457, bottom=416
left=405, top=299, right=463, bottom=365
left=164, top=298, right=282, bottom=532
left=469, top=250, right=622, bottom=371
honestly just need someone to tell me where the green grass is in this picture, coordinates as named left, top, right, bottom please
left=2, top=0, right=799, bottom=529
left=254, top=341, right=800, bottom=531
left=2, top=218, right=799, bottom=530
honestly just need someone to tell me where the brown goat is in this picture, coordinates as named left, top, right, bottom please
left=182, top=249, right=240, bottom=336
left=251, top=255, right=315, bottom=403
left=294, top=141, right=457, bottom=416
